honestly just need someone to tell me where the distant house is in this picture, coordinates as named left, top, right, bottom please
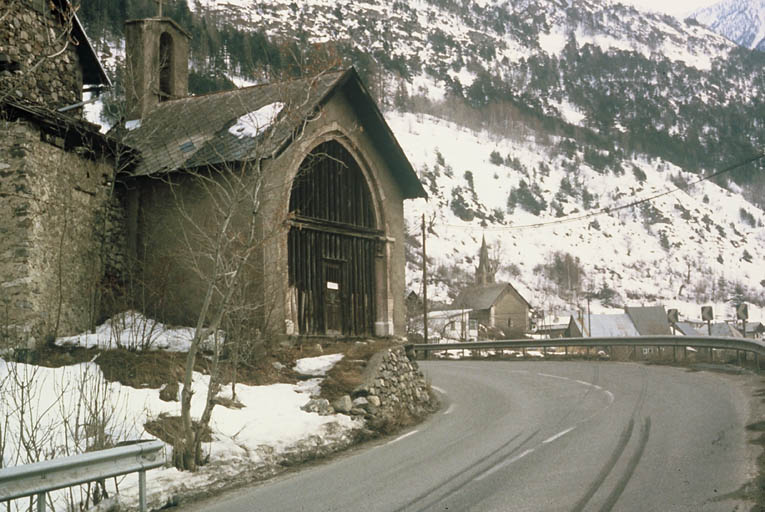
left=566, top=305, right=671, bottom=338
left=743, top=322, right=765, bottom=340
left=413, top=309, right=477, bottom=342
left=452, top=283, right=531, bottom=336
left=535, top=311, right=574, bottom=338
left=702, top=322, right=744, bottom=338
left=566, top=313, right=640, bottom=338
left=674, top=322, right=701, bottom=336
left=625, top=306, right=672, bottom=335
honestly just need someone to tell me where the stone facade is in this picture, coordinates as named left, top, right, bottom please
left=0, top=0, right=84, bottom=110
left=301, top=346, right=435, bottom=431
left=351, top=346, right=435, bottom=430
left=0, top=117, right=114, bottom=349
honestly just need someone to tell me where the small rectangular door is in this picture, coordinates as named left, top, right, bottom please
left=324, top=261, right=343, bottom=335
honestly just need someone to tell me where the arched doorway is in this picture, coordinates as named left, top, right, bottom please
left=288, top=140, right=381, bottom=336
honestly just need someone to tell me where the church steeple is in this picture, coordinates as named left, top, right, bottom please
left=125, top=16, right=190, bottom=119
left=475, top=235, right=494, bottom=285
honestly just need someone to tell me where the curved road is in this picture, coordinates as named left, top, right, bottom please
left=184, top=361, right=755, bottom=511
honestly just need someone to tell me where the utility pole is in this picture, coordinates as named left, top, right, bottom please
left=422, top=214, right=428, bottom=345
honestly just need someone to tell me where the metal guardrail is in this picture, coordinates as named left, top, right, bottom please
left=408, top=335, right=765, bottom=368
left=0, top=439, right=166, bottom=512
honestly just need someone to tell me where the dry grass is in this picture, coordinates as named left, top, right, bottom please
left=144, top=413, right=213, bottom=444
left=318, top=339, right=400, bottom=401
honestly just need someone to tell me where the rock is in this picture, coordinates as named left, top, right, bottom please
left=272, top=361, right=285, bottom=371
left=368, top=395, right=381, bottom=407
left=301, top=398, right=333, bottom=416
left=332, top=395, right=353, bottom=414
left=350, top=408, right=366, bottom=416
left=352, top=396, right=369, bottom=408
left=159, top=381, right=179, bottom=402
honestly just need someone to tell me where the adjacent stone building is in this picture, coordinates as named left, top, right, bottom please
left=1, top=1, right=115, bottom=349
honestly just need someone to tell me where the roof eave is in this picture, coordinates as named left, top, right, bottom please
left=333, top=68, right=427, bottom=200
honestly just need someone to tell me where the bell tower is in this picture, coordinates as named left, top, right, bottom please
left=125, top=17, right=190, bottom=119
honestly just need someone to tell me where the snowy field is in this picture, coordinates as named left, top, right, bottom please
left=0, top=315, right=360, bottom=511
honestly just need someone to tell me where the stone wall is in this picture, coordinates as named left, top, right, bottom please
left=304, top=346, right=436, bottom=432
left=0, top=118, right=113, bottom=348
left=0, top=0, right=84, bottom=110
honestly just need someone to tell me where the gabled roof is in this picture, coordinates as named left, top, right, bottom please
left=702, top=322, right=744, bottom=338
left=119, top=68, right=426, bottom=199
left=570, top=314, right=640, bottom=337
left=54, top=1, right=110, bottom=86
left=452, top=282, right=531, bottom=311
left=625, top=306, right=671, bottom=335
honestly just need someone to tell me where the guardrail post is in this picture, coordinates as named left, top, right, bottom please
left=36, top=492, right=45, bottom=512
left=139, top=469, right=147, bottom=512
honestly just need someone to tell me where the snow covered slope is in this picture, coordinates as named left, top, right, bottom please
left=387, top=112, right=765, bottom=320
left=692, top=0, right=765, bottom=51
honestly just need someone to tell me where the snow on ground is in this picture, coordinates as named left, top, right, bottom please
left=2, top=321, right=356, bottom=511
left=55, top=311, right=220, bottom=352
left=294, top=353, right=345, bottom=375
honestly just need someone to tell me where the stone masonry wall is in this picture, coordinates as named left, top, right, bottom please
left=0, top=0, right=84, bottom=110
left=0, top=118, right=113, bottom=349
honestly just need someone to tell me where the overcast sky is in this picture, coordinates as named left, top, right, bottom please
left=618, top=0, right=722, bottom=17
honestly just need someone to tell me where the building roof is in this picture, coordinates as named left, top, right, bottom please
left=702, top=322, right=744, bottom=338
left=744, top=322, right=765, bottom=334
left=674, top=321, right=701, bottom=336
left=570, top=314, right=640, bottom=337
left=1, top=98, right=127, bottom=158
left=56, top=1, right=110, bottom=86
left=625, top=306, right=671, bottom=335
left=452, top=282, right=531, bottom=311
left=119, top=68, right=426, bottom=199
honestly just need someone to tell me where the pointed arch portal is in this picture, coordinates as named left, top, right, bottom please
left=288, top=140, right=382, bottom=336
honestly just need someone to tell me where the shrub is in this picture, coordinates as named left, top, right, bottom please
left=632, top=166, right=647, bottom=183
left=489, top=150, right=504, bottom=166
left=507, top=180, right=547, bottom=215
left=740, top=208, right=757, bottom=227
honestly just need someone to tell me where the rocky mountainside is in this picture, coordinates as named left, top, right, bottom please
left=79, top=0, right=765, bottom=320
left=692, top=0, right=765, bottom=51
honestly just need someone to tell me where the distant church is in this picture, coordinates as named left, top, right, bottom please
left=452, top=236, right=532, bottom=336
left=0, top=2, right=425, bottom=350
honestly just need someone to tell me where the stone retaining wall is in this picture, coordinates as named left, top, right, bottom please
left=302, top=346, right=436, bottom=433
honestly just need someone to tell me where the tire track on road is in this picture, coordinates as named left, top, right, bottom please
left=571, top=366, right=649, bottom=512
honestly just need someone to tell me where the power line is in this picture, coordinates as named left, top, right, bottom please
left=430, top=151, right=765, bottom=231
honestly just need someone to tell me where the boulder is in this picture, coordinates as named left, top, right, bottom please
left=332, top=395, right=353, bottom=414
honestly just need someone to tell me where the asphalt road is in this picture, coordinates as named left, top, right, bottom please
left=183, top=361, right=755, bottom=511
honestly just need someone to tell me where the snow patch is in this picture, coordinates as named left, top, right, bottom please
left=228, top=102, right=284, bottom=138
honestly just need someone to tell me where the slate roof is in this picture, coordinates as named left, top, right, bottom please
left=625, top=306, right=672, bottom=335
left=674, top=322, right=701, bottom=336
left=570, top=314, right=640, bottom=337
left=704, top=322, right=744, bottom=337
left=119, top=68, right=426, bottom=199
left=452, top=282, right=530, bottom=311
left=744, top=322, right=765, bottom=335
